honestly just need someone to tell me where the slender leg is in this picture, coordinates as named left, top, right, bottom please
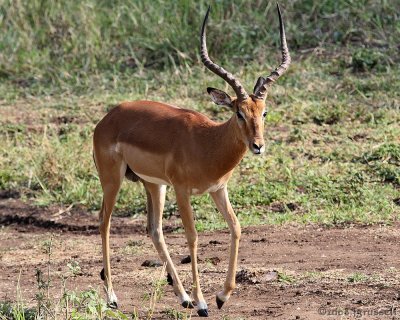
left=145, top=188, right=153, bottom=236
left=210, top=186, right=241, bottom=309
left=175, top=187, right=208, bottom=317
left=97, top=160, right=125, bottom=308
left=143, top=182, right=193, bottom=308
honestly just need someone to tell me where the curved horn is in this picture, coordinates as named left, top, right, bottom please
left=254, top=3, right=291, bottom=100
left=200, top=6, right=249, bottom=101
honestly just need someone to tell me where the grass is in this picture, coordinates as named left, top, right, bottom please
left=0, top=282, right=134, bottom=320
left=277, top=270, right=296, bottom=284
left=1, top=1, right=399, bottom=228
left=6, top=56, right=399, bottom=229
left=0, top=237, right=132, bottom=320
left=0, top=235, right=177, bottom=320
left=163, top=308, right=191, bottom=320
left=1, top=0, right=398, bottom=95
left=347, top=272, right=369, bottom=283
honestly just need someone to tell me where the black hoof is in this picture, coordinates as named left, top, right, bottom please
left=197, top=309, right=209, bottom=317
left=100, top=268, right=105, bottom=281
left=108, top=301, right=118, bottom=309
left=181, top=255, right=191, bottom=264
left=167, top=273, right=173, bottom=286
left=216, top=296, right=224, bottom=309
left=181, top=301, right=194, bottom=309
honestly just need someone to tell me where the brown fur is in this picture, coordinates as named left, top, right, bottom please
left=93, top=99, right=266, bottom=192
left=93, top=97, right=266, bottom=311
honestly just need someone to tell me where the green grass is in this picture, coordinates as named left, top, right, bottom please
left=1, top=60, right=398, bottom=228
left=347, top=272, right=370, bottom=283
left=1, top=0, right=399, bottom=230
left=0, top=280, right=135, bottom=320
left=1, top=0, right=399, bottom=97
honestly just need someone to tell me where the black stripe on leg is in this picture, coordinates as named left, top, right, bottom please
left=167, top=273, right=173, bottom=286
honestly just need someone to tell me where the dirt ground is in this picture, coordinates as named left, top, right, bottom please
left=1, top=197, right=400, bottom=320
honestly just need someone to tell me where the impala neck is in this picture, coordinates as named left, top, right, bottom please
left=209, top=116, right=247, bottom=176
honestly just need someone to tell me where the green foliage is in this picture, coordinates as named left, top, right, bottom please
left=0, top=301, right=36, bottom=320
left=62, top=289, right=129, bottom=320
left=67, top=261, right=82, bottom=277
left=358, top=143, right=400, bottom=185
left=347, top=272, right=369, bottom=283
left=163, top=308, right=190, bottom=320
left=1, top=0, right=399, bottom=96
left=351, top=48, right=388, bottom=72
left=0, top=290, right=129, bottom=320
left=310, top=104, right=345, bottom=126
left=362, top=143, right=400, bottom=164
left=277, top=271, right=295, bottom=284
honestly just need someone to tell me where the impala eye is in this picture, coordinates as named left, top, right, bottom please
left=236, top=112, right=244, bottom=120
left=262, top=111, right=268, bottom=118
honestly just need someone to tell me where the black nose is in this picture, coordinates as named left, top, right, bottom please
left=252, top=143, right=263, bottom=151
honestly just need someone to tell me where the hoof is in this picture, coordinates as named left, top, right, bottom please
left=100, top=268, right=105, bottom=281
left=181, top=255, right=191, bottom=264
left=197, top=309, right=209, bottom=317
left=181, top=301, right=194, bottom=309
left=216, top=295, right=225, bottom=309
left=167, top=273, right=173, bottom=286
left=141, top=259, right=162, bottom=267
left=108, top=301, right=118, bottom=309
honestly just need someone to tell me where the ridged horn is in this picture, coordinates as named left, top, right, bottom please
left=254, top=3, right=291, bottom=100
left=200, top=6, right=249, bottom=101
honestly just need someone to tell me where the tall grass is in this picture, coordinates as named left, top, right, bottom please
left=1, top=0, right=399, bottom=95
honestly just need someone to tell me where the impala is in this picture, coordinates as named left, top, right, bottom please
left=93, top=4, right=290, bottom=317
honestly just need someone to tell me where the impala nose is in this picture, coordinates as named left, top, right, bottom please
left=252, top=143, right=264, bottom=154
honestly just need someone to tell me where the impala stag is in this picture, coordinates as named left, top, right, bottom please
left=93, top=4, right=290, bottom=317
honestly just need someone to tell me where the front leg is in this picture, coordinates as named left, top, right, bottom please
left=175, top=187, right=208, bottom=317
left=210, top=186, right=241, bottom=309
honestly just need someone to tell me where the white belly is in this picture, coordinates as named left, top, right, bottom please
left=205, top=183, right=225, bottom=193
left=135, top=173, right=171, bottom=186
left=191, top=183, right=225, bottom=195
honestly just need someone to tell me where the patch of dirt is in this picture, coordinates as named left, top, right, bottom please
left=0, top=190, right=20, bottom=199
left=50, top=115, right=82, bottom=125
left=269, top=201, right=300, bottom=213
left=236, top=269, right=260, bottom=285
left=0, top=199, right=146, bottom=235
left=1, top=198, right=400, bottom=319
left=0, top=102, right=103, bottom=132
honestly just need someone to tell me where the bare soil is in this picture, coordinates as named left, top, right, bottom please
left=1, top=198, right=400, bottom=319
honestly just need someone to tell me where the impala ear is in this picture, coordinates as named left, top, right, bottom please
left=207, top=87, right=233, bottom=107
left=253, top=76, right=265, bottom=96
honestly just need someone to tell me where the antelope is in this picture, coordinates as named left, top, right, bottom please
left=93, top=4, right=290, bottom=317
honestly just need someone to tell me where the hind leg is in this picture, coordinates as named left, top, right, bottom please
left=96, top=154, right=125, bottom=308
left=143, top=181, right=193, bottom=308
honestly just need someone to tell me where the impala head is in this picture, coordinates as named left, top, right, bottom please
left=200, top=4, right=291, bottom=155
